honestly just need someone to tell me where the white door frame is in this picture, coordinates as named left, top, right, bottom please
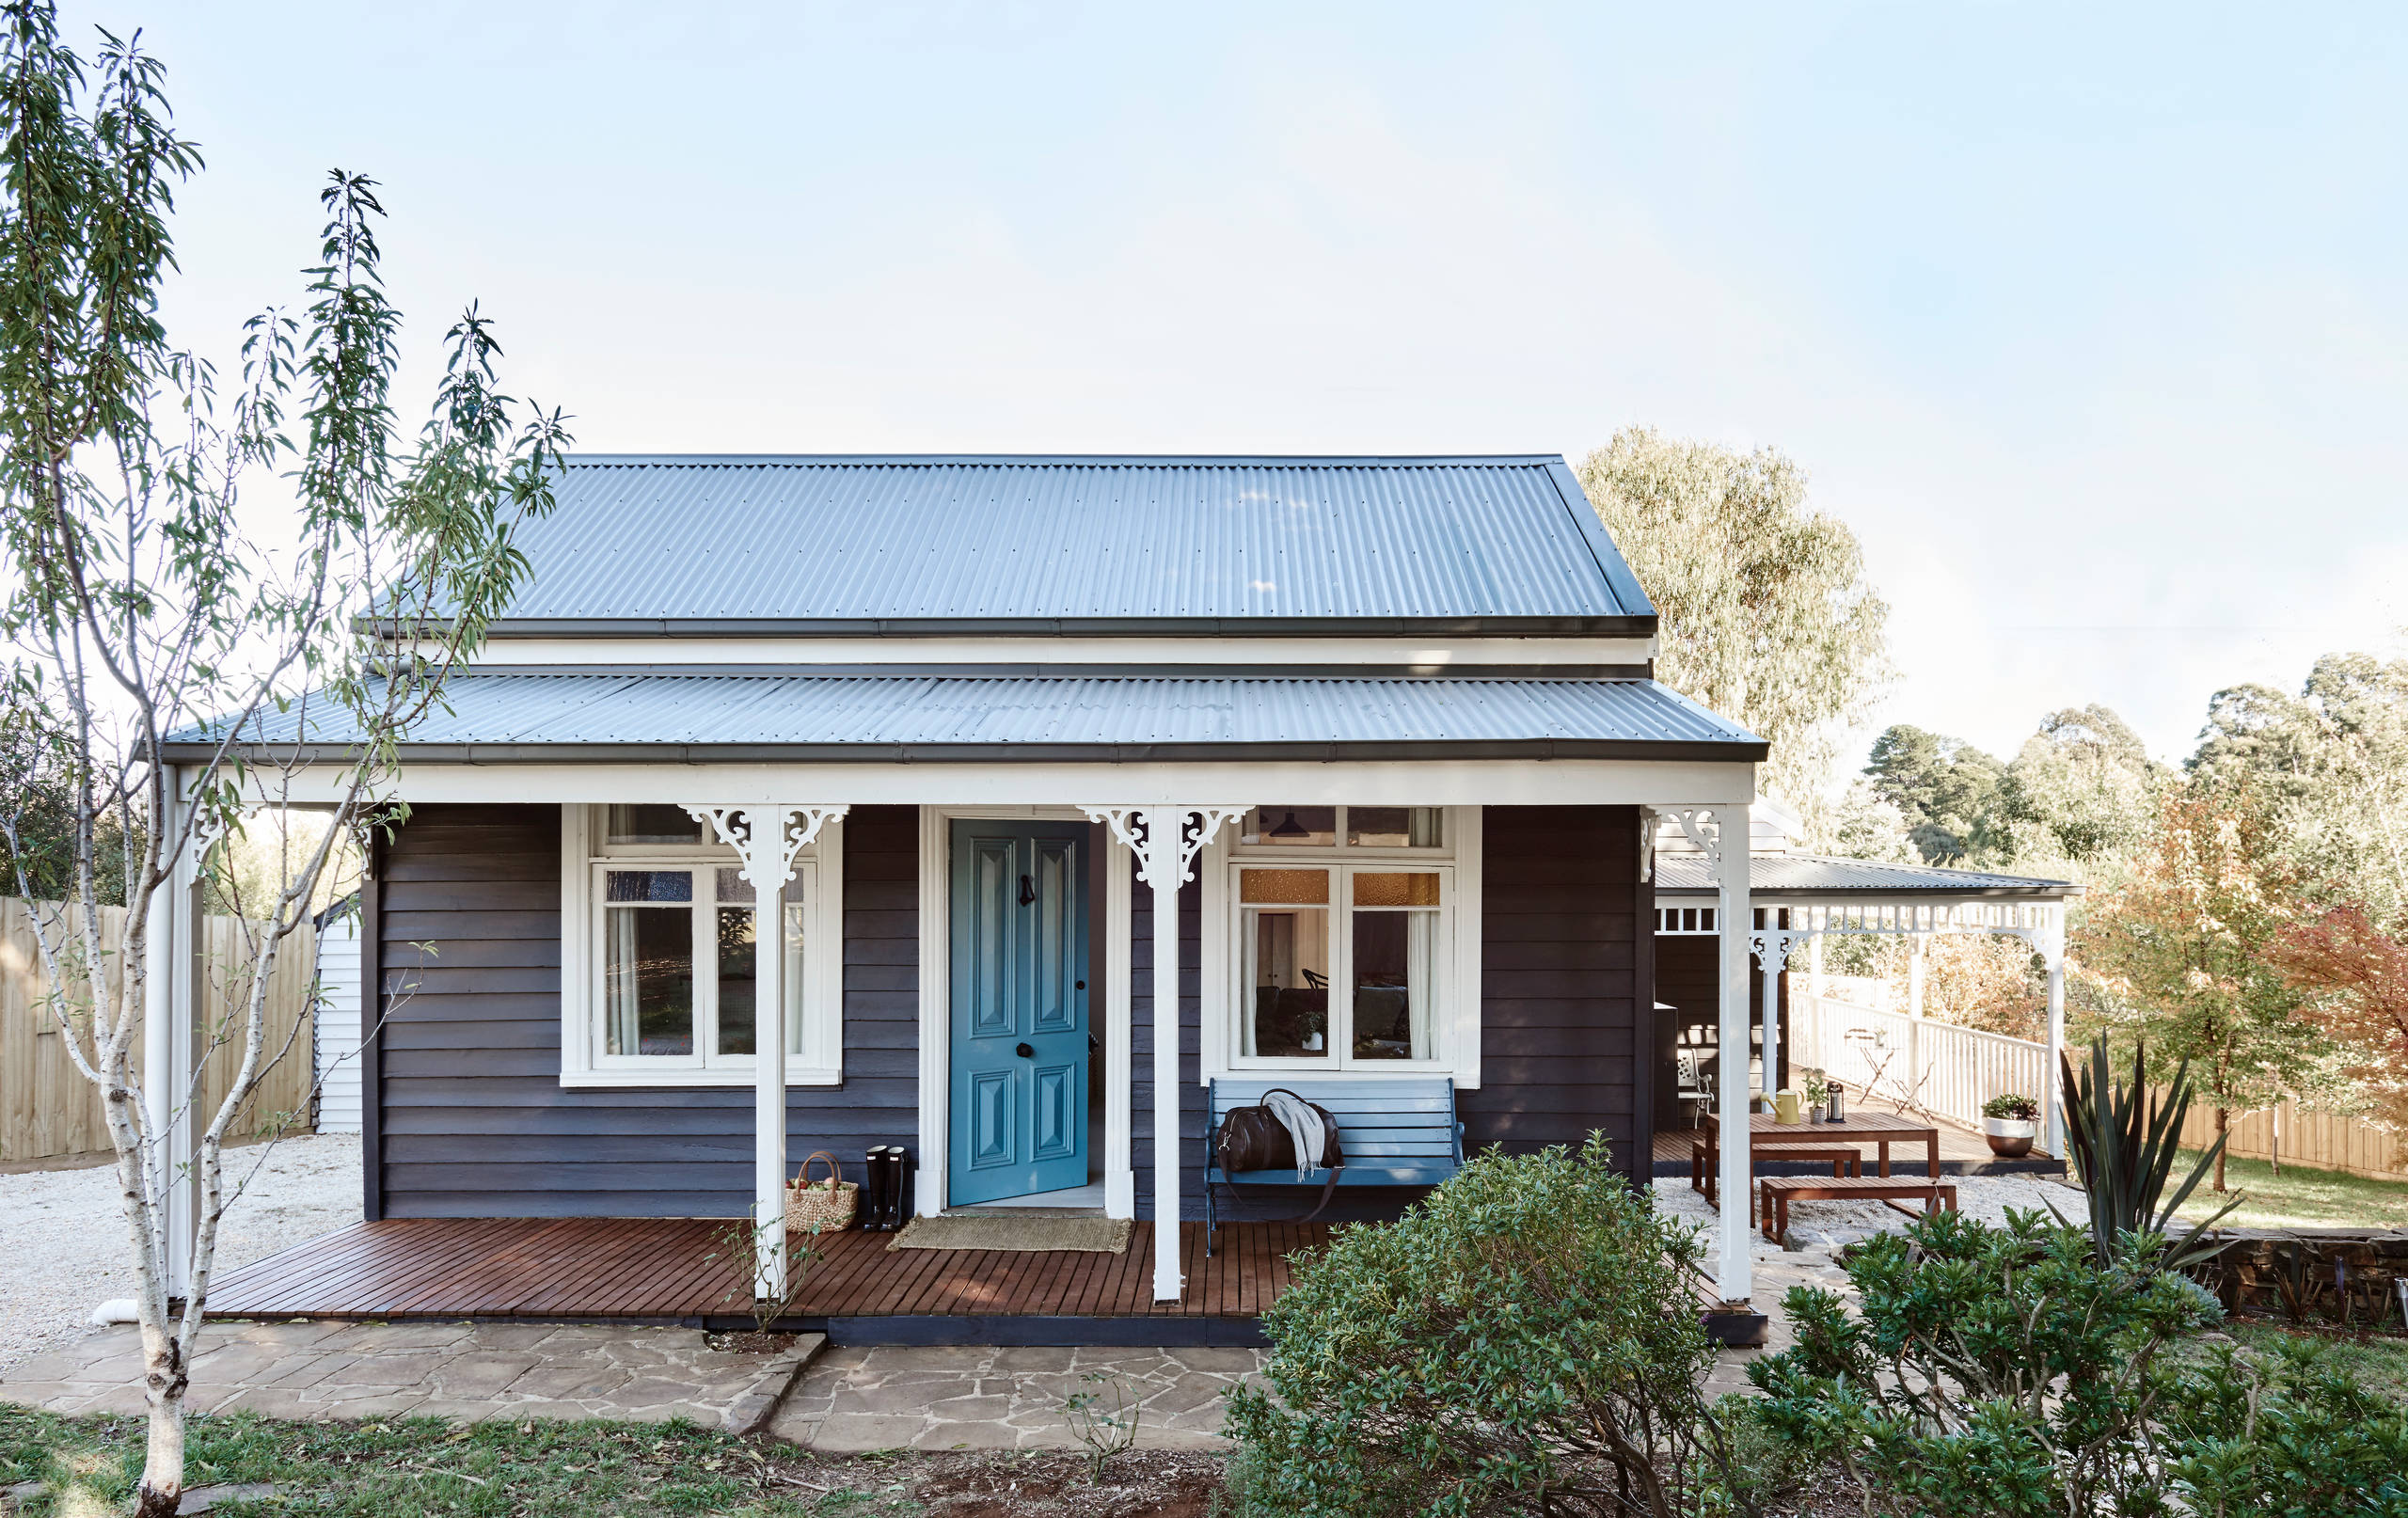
left=915, top=805, right=1133, bottom=1217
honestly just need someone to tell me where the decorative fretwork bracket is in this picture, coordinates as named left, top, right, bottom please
left=1079, top=806, right=1251, bottom=890
left=683, top=805, right=849, bottom=891
left=1748, top=930, right=1798, bottom=974
left=1664, top=805, right=1727, bottom=878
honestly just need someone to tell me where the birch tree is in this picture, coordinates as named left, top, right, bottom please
left=0, top=5, right=567, bottom=1511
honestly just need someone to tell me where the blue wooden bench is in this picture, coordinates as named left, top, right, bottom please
left=1204, top=1077, right=1465, bottom=1254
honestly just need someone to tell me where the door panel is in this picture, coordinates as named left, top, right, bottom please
left=949, top=821, right=1090, bottom=1205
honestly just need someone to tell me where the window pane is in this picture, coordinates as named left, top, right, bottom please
left=1240, top=806, right=1335, bottom=846
left=715, top=866, right=754, bottom=904
left=1243, top=906, right=1330, bottom=1057
left=604, top=804, right=708, bottom=846
left=1353, top=909, right=1436, bottom=1061
left=716, top=906, right=757, bottom=1055
left=605, top=869, right=692, bottom=903
left=1240, top=868, right=1330, bottom=905
left=604, top=906, right=694, bottom=1055
left=1354, top=872, right=1440, bottom=907
left=1348, top=806, right=1443, bottom=848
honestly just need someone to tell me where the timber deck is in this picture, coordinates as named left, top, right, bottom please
left=203, top=1218, right=1329, bottom=1344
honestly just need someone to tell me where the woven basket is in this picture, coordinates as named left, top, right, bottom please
left=785, top=1150, right=859, bottom=1232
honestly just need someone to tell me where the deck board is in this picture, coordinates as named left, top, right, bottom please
left=205, top=1216, right=1330, bottom=1322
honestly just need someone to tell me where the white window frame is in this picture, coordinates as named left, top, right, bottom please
left=559, top=803, right=846, bottom=1088
left=1202, top=805, right=1483, bottom=1085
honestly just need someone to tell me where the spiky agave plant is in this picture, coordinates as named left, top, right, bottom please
left=2054, top=1036, right=2239, bottom=1271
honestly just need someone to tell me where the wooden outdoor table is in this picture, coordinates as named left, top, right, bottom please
left=1694, top=1112, right=1941, bottom=1205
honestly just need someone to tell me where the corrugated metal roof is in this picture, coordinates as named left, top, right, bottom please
left=1655, top=853, right=2078, bottom=898
left=462, top=454, right=1651, bottom=633
left=167, top=674, right=1763, bottom=762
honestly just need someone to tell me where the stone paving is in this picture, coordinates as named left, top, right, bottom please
left=769, top=1343, right=1268, bottom=1452
left=0, top=1320, right=803, bottom=1428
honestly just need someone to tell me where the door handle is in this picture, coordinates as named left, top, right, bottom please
left=1019, top=874, right=1035, bottom=906
left=1015, top=1042, right=1035, bottom=1058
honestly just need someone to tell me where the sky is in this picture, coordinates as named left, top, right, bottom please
left=72, top=1, right=2408, bottom=777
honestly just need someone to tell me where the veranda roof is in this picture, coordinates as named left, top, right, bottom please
left=1654, top=852, right=2078, bottom=899
left=164, top=673, right=1766, bottom=764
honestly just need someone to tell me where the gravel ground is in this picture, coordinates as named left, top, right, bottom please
left=0, top=1133, right=360, bottom=1376
left=1654, top=1171, right=2085, bottom=1259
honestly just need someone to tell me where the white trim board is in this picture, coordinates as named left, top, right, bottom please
left=435, top=635, right=1656, bottom=670
left=260, top=758, right=1756, bottom=809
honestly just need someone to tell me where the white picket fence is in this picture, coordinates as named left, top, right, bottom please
left=1790, top=994, right=2051, bottom=1131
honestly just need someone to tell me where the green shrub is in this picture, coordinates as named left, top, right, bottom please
left=1222, top=1135, right=1748, bottom=1518
left=1750, top=1207, right=2408, bottom=1517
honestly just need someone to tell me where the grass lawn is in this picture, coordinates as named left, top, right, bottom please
left=0, top=1406, right=1227, bottom=1516
left=2167, top=1149, right=2408, bottom=1230
left=0, top=1410, right=899, bottom=1517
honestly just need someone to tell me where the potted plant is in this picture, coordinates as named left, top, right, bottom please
left=1982, top=1093, right=2039, bottom=1157
left=1800, top=1067, right=1830, bottom=1122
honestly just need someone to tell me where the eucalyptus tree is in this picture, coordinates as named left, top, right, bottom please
left=1576, top=426, right=1892, bottom=817
left=0, top=5, right=567, bottom=1512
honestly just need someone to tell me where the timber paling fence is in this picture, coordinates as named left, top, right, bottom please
left=0, top=896, right=318, bottom=1165
left=1793, top=991, right=2408, bottom=1183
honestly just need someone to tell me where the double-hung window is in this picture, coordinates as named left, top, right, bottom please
left=1220, top=806, right=1474, bottom=1074
left=562, top=804, right=844, bottom=1087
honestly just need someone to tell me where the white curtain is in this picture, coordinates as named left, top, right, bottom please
left=605, top=909, right=640, bottom=1055
left=1406, top=909, right=1436, bottom=1059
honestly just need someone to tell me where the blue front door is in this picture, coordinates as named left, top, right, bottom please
left=949, top=820, right=1090, bottom=1205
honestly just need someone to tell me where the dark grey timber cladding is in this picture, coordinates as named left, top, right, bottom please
left=1465, top=806, right=1645, bottom=1179
left=373, top=802, right=919, bottom=1218
left=1129, top=871, right=1203, bottom=1215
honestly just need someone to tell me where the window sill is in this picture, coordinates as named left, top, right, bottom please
left=559, top=1067, right=844, bottom=1090
left=1212, top=1060, right=1475, bottom=1084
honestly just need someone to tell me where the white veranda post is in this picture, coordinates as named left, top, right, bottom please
left=2041, top=905, right=2067, bottom=1160
left=687, top=804, right=848, bottom=1299
left=1674, top=803, right=1753, bottom=1307
left=1081, top=805, right=1246, bottom=1304
left=141, top=777, right=214, bottom=1303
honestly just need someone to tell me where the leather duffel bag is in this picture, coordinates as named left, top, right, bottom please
left=1214, top=1088, right=1345, bottom=1221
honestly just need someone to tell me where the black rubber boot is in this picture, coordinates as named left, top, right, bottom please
left=880, top=1148, right=909, bottom=1230
left=859, top=1146, right=891, bottom=1231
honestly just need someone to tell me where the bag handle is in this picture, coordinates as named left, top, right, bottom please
left=793, top=1149, right=843, bottom=1190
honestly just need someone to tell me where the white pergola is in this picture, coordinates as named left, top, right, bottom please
left=148, top=761, right=1765, bottom=1314
left=1656, top=894, right=2070, bottom=1158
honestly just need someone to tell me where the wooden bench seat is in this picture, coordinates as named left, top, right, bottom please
left=1758, top=1174, right=1958, bottom=1241
left=1690, top=1140, right=1860, bottom=1198
left=1205, top=1077, right=1464, bottom=1256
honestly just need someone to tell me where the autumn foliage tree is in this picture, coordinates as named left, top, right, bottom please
left=2268, top=905, right=2408, bottom=1131
left=2074, top=787, right=2324, bottom=1191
